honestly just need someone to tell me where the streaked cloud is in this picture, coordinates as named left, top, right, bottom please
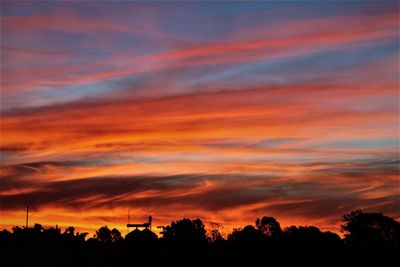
left=0, top=1, right=398, bottom=234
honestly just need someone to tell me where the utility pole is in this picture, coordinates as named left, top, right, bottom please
left=25, top=205, right=29, bottom=228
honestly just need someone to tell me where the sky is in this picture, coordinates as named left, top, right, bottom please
left=0, top=1, right=399, bottom=236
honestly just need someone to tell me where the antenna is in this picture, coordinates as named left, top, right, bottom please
left=148, top=216, right=152, bottom=230
left=127, top=208, right=131, bottom=235
left=25, top=205, right=29, bottom=228
left=127, top=214, right=153, bottom=230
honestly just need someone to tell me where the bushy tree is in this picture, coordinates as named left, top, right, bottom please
left=255, top=216, right=282, bottom=238
left=95, top=226, right=122, bottom=243
left=161, top=218, right=207, bottom=243
left=342, top=209, right=400, bottom=248
left=207, top=222, right=225, bottom=243
left=228, top=225, right=266, bottom=244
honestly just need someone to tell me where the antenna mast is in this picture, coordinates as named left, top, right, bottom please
left=127, top=208, right=130, bottom=235
left=25, top=205, right=29, bottom=228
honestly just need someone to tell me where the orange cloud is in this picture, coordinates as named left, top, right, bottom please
left=1, top=4, right=398, bottom=237
left=1, top=81, right=398, bottom=235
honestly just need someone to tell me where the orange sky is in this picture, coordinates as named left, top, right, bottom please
left=1, top=1, right=399, bottom=237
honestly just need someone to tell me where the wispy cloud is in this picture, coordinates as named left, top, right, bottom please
left=1, top=1, right=398, bottom=234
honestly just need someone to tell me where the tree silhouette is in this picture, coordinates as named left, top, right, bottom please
left=64, top=226, right=75, bottom=236
left=161, top=218, right=207, bottom=243
left=1, top=210, right=399, bottom=266
left=341, top=209, right=400, bottom=248
left=33, top=223, right=43, bottom=233
left=283, top=225, right=340, bottom=247
left=94, top=226, right=122, bottom=243
left=111, top=228, right=122, bottom=243
left=95, top=226, right=111, bottom=243
left=255, top=216, right=282, bottom=238
left=228, top=225, right=266, bottom=244
left=207, top=222, right=225, bottom=243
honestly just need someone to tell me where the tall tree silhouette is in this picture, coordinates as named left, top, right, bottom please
left=341, top=209, right=400, bottom=248
left=255, top=216, right=282, bottom=238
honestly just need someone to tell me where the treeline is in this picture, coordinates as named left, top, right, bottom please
left=1, top=209, right=399, bottom=266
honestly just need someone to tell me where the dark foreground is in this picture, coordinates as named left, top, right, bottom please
left=1, top=210, right=399, bottom=266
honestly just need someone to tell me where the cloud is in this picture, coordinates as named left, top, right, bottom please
left=0, top=174, right=226, bottom=210
left=2, top=84, right=397, bottom=158
left=1, top=2, right=398, bottom=235
left=2, top=156, right=397, bottom=210
left=1, top=166, right=397, bottom=233
left=1, top=11, right=397, bottom=95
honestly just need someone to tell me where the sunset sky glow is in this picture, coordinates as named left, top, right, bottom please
left=1, top=1, right=399, bottom=236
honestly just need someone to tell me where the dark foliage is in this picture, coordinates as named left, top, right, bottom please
left=160, top=218, right=207, bottom=244
left=255, top=216, right=282, bottom=238
left=342, top=209, right=400, bottom=248
left=0, top=210, right=398, bottom=266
